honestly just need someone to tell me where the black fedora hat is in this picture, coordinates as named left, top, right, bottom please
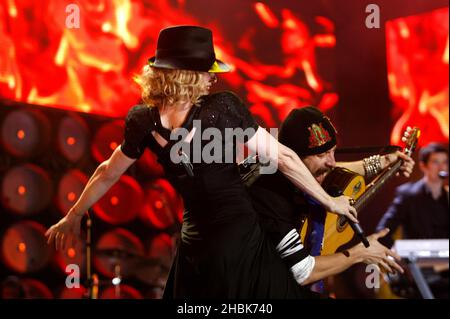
left=148, top=25, right=230, bottom=73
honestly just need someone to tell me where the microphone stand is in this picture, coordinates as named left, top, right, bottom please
left=86, top=210, right=98, bottom=299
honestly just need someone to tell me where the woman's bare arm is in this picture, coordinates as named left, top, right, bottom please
left=46, top=146, right=136, bottom=249
left=246, top=127, right=357, bottom=221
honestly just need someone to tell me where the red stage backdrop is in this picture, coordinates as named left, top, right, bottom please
left=386, top=6, right=449, bottom=145
left=0, top=0, right=337, bottom=125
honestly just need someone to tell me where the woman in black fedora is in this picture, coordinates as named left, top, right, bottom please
left=46, top=25, right=357, bottom=298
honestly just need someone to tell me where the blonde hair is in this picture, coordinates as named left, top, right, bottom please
left=134, top=65, right=210, bottom=108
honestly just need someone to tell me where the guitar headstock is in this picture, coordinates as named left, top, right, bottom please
left=402, top=127, right=421, bottom=156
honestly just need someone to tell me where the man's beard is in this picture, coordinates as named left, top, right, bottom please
left=315, top=168, right=331, bottom=184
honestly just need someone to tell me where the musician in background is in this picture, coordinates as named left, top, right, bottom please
left=377, top=142, right=449, bottom=248
left=247, top=106, right=414, bottom=292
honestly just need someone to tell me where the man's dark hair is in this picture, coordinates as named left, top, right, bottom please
left=418, top=142, right=448, bottom=164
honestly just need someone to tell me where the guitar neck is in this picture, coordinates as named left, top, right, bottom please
left=354, top=159, right=403, bottom=212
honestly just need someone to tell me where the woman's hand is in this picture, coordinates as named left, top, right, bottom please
left=45, top=211, right=84, bottom=251
left=356, top=228, right=404, bottom=274
left=328, top=195, right=358, bottom=223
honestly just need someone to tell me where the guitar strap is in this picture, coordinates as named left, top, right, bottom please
left=304, top=194, right=327, bottom=293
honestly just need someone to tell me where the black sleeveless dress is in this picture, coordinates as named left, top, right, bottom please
left=121, top=91, right=315, bottom=298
